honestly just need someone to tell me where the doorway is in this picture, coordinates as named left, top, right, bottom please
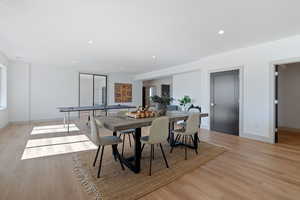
left=274, top=62, right=300, bottom=145
left=210, top=69, right=239, bottom=135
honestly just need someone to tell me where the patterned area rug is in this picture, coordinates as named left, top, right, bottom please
left=72, top=127, right=226, bottom=200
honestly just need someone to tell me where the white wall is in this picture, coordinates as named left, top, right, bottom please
left=8, top=64, right=142, bottom=122
left=8, top=61, right=30, bottom=122
left=135, top=34, right=300, bottom=143
left=278, top=63, right=300, bottom=129
left=0, top=51, right=9, bottom=128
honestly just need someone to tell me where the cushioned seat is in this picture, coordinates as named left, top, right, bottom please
left=140, top=136, right=149, bottom=144
left=173, top=127, right=185, bottom=133
left=119, top=128, right=136, bottom=134
left=98, top=135, right=122, bottom=146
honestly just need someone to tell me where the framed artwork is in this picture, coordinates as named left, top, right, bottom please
left=115, top=83, right=132, bottom=103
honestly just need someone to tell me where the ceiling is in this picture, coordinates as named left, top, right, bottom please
left=1, top=0, right=300, bottom=74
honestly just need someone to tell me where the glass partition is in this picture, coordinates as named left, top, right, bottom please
left=79, top=73, right=107, bottom=117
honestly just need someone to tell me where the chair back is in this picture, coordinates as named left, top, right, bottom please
left=148, top=117, right=169, bottom=144
left=90, top=116, right=102, bottom=145
left=185, top=113, right=200, bottom=135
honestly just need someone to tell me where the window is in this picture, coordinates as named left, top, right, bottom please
left=0, top=64, right=7, bottom=109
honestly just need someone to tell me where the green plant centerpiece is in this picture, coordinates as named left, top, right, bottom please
left=151, top=95, right=174, bottom=116
left=178, top=95, right=192, bottom=111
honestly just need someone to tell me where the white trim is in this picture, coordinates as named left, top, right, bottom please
left=269, top=56, right=300, bottom=144
left=241, top=132, right=274, bottom=144
left=207, top=66, right=244, bottom=136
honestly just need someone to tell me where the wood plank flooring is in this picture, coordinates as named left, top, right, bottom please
left=1, top=121, right=300, bottom=200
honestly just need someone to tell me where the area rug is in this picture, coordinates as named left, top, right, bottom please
left=72, top=133, right=226, bottom=200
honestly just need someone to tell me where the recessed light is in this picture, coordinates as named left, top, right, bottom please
left=152, top=56, right=156, bottom=59
left=88, top=40, right=93, bottom=44
left=218, top=30, right=225, bottom=35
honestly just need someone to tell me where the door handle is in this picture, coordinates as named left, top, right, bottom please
left=210, top=103, right=215, bottom=107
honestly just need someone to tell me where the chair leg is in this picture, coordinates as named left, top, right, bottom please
left=93, top=145, right=101, bottom=167
left=174, top=134, right=180, bottom=144
left=177, top=134, right=181, bottom=143
left=115, top=146, right=125, bottom=170
left=149, top=144, right=153, bottom=176
left=128, top=133, right=132, bottom=147
left=97, top=146, right=105, bottom=178
left=170, top=134, right=180, bottom=153
left=121, top=134, right=125, bottom=157
left=159, top=143, right=169, bottom=168
left=141, top=143, right=145, bottom=154
left=190, top=135, right=195, bottom=144
left=194, top=135, right=198, bottom=155
left=184, top=136, right=187, bottom=160
left=152, top=143, right=155, bottom=160
left=170, top=145, right=174, bottom=153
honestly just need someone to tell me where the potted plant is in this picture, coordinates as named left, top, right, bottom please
left=151, top=95, right=174, bottom=116
left=178, top=95, right=192, bottom=111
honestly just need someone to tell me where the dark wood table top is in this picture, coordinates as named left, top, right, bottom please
left=96, top=111, right=209, bottom=131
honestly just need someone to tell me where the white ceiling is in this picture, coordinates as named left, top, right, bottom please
left=1, top=0, right=300, bottom=73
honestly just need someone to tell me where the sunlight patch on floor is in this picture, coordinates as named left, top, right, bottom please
left=26, top=135, right=90, bottom=148
left=31, top=124, right=80, bottom=135
left=22, top=135, right=97, bottom=160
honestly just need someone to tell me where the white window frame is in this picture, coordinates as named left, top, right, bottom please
left=0, top=64, right=7, bottom=110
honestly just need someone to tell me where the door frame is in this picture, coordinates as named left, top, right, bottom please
left=208, top=66, right=244, bottom=136
left=269, top=57, right=300, bottom=143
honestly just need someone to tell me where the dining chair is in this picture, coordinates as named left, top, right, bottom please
left=140, top=117, right=170, bottom=176
left=170, top=113, right=200, bottom=160
left=90, top=116, right=125, bottom=178
left=176, top=105, right=202, bottom=143
left=117, top=110, right=136, bottom=157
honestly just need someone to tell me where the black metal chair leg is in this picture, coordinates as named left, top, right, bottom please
left=121, top=134, right=125, bottom=157
left=159, top=143, right=169, bottom=168
left=170, top=145, right=174, bottom=153
left=115, top=148, right=125, bottom=170
left=97, top=146, right=105, bottom=178
left=170, top=134, right=180, bottom=153
left=190, top=135, right=195, bottom=144
left=174, top=134, right=180, bottom=144
left=185, top=136, right=187, bottom=160
left=128, top=134, right=132, bottom=147
left=152, top=143, right=155, bottom=160
left=93, top=145, right=101, bottom=166
left=149, top=144, right=153, bottom=176
left=194, top=134, right=198, bottom=155
left=141, top=143, right=145, bottom=154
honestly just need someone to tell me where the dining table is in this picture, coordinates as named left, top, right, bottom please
left=95, top=111, right=209, bottom=174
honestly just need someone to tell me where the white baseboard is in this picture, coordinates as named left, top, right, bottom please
left=240, top=132, right=274, bottom=144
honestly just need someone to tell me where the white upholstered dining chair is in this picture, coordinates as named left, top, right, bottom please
left=90, top=116, right=125, bottom=178
left=116, top=110, right=136, bottom=157
left=140, top=116, right=169, bottom=176
left=170, top=113, right=200, bottom=160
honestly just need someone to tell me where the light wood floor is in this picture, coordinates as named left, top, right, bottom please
left=1, top=121, right=300, bottom=200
